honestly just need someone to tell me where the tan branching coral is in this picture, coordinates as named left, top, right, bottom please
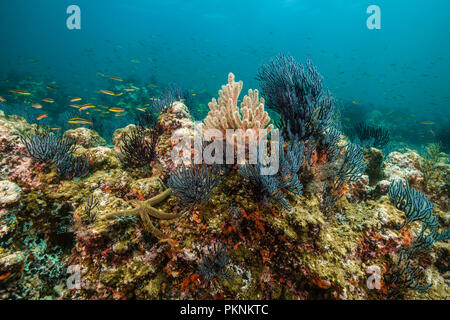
left=203, top=73, right=273, bottom=137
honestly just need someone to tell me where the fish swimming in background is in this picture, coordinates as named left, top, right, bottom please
left=0, top=96, right=6, bottom=102
left=70, top=97, right=82, bottom=102
left=352, top=101, right=360, bottom=105
left=136, top=107, right=146, bottom=112
left=68, top=118, right=93, bottom=125
left=421, top=121, right=435, bottom=125
left=109, top=108, right=125, bottom=113
left=429, top=130, right=435, bottom=136
left=97, top=72, right=106, bottom=77
left=99, top=90, right=117, bottom=96
left=42, top=98, right=55, bottom=103
left=31, top=103, right=43, bottom=109
left=46, top=85, right=56, bottom=91
left=109, top=77, right=123, bottom=82
left=79, top=104, right=95, bottom=111
left=36, top=114, right=48, bottom=120
left=9, top=90, right=31, bottom=95
left=123, top=88, right=136, bottom=92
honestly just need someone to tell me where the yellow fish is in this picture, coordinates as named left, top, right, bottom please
left=136, top=107, right=146, bottom=112
left=70, top=97, right=82, bottom=102
left=9, top=90, right=31, bottom=95
left=0, top=96, right=6, bottom=102
left=68, top=118, right=93, bottom=125
left=109, top=108, right=125, bottom=113
left=99, top=90, right=116, bottom=96
left=46, top=85, right=56, bottom=91
left=109, top=77, right=123, bottom=82
left=79, top=104, right=95, bottom=111
left=421, top=121, right=435, bottom=125
left=42, top=98, right=55, bottom=103
left=36, top=114, right=48, bottom=120
left=352, top=101, right=360, bottom=105
left=429, top=130, right=435, bottom=136
left=123, top=88, right=136, bottom=92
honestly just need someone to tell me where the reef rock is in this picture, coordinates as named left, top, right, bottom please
left=384, top=149, right=423, bottom=185
left=64, top=127, right=106, bottom=148
left=0, top=180, right=21, bottom=206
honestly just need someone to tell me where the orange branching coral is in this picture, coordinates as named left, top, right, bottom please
left=203, top=73, right=273, bottom=138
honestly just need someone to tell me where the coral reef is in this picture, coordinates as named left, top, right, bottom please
left=0, top=67, right=448, bottom=302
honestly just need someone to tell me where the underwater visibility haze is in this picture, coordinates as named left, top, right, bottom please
left=0, top=0, right=448, bottom=302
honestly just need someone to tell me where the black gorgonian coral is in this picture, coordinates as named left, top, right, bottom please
left=55, top=152, right=90, bottom=179
left=322, top=143, right=367, bottom=208
left=20, top=127, right=89, bottom=179
left=20, top=128, right=74, bottom=164
left=120, top=126, right=157, bottom=168
left=256, top=54, right=335, bottom=144
left=167, top=164, right=221, bottom=206
left=352, top=122, right=390, bottom=149
left=389, top=179, right=438, bottom=230
left=387, top=179, right=448, bottom=292
left=197, top=242, right=231, bottom=286
left=239, top=133, right=304, bottom=210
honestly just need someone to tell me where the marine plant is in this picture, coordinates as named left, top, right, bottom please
left=388, top=179, right=438, bottom=230
left=84, top=195, right=99, bottom=224
left=20, top=127, right=89, bottom=179
left=197, top=242, right=231, bottom=286
left=120, top=125, right=157, bottom=168
left=20, top=127, right=74, bottom=164
left=168, top=164, right=221, bottom=206
left=388, top=179, right=448, bottom=292
left=352, top=122, right=390, bottom=150
left=420, top=142, right=442, bottom=190
left=55, top=152, right=90, bottom=180
left=316, top=126, right=341, bottom=163
left=256, top=54, right=335, bottom=145
left=239, top=133, right=304, bottom=210
left=322, top=143, right=367, bottom=208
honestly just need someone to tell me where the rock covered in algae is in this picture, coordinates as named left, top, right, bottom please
left=384, top=149, right=423, bottom=184
left=64, top=127, right=106, bottom=148
left=0, top=180, right=21, bottom=206
left=0, top=102, right=449, bottom=301
left=365, top=147, right=385, bottom=186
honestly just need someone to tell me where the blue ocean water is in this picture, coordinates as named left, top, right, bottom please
left=0, top=0, right=449, bottom=148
